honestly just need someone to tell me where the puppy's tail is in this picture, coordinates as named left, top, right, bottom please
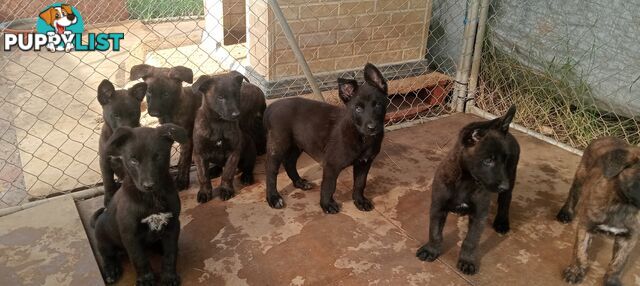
left=90, top=207, right=105, bottom=228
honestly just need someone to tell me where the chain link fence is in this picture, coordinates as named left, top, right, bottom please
left=0, top=0, right=462, bottom=208
left=473, top=0, right=640, bottom=150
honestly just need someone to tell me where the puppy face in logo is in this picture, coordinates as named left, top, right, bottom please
left=39, top=4, right=77, bottom=34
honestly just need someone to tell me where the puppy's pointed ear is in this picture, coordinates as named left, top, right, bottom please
left=168, top=66, right=194, bottom=83
left=129, top=82, right=147, bottom=102
left=602, top=149, right=638, bottom=178
left=494, top=105, right=516, bottom=133
left=338, top=78, right=358, bottom=104
left=97, top=79, right=116, bottom=105
left=157, top=123, right=188, bottom=144
left=39, top=8, right=55, bottom=26
left=363, top=63, right=388, bottom=93
left=192, top=75, right=215, bottom=94
left=106, top=127, right=133, bottom=157
left=130, top=64, right=154, bottom=81
left=230, top=71, right=250, bottom=85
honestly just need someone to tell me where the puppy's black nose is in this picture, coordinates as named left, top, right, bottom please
left=143, top=182, right=154, bottom=191
left=67, top=14, right=76, bottom=21
left=231, top=111, right=240, bottom=119
left=366, top=123, right=377, bottom=131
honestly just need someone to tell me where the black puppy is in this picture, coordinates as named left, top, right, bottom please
left=557, top=137, right=640, bottom=286
left=92, top=124, right=187, bottom=286
left=416, top=106, right=520, bottom=275
left=97, top=79, right=146, bottom=207
left=191, top=71, right=266, bottom=202
left=264, top=63, right=389, bottom=214
left=130, top=64, right=198, bottom=191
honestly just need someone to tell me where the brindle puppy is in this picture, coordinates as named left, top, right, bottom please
left=416, top=106, right=520, bottom=275
left=191, top=71, right=266, bottom=202
left=557, top=137, right=640, bottom=286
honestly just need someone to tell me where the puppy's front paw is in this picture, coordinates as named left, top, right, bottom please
left=267, top=193, right=285, bottom=209
left=160, top=272, right=181, bottom=286
left=197, top=189, right=213, bottom=203
left=136, top=272, right=155, bottom=286
left=293, top=178, right=314, bottom=190
left=321, top=199, right=341, bottom=214
left=240, top=172, right=254, bottom=185
left=604, top=275, right=622, bottom=286
left=416, top=243, right=440, bottom=262
left=457, top=259, right=478, bottom=275
left=562, top=265, right=586, bottom=284
left=102, top=261, right=122, bottom=284
left=353, top=196, right=374, bottom=211
left=216, top=186, right=236, bottom=201
left=492, top=217, right=510, bottom=234
left=556, top=208, right=574, bottom=224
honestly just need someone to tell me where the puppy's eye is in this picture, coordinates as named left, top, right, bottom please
left=217, top=95, right=224, bottom=100
left=113, top=113, right=120, bottom=119
left=129, top=158, right=139, bottom=165
left=483, top=158, right=494, bottom=166
left=355, top=106, right=364, bottom=113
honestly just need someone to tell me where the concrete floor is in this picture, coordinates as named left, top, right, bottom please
left=69, top=113, right=640, bottom=285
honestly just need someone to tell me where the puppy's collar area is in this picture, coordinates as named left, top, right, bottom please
left=141, top=212, right=173, bottom=231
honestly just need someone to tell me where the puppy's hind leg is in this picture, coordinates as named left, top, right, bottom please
left=283, top=147, right=313, bottom=190
left=563, top=225, right=592, bottom=284
left=603, top=235, right=638, bottom=286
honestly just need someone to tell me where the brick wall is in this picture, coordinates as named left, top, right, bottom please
left=247, top=0, right=430, bottom=80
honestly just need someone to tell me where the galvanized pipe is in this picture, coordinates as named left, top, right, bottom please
left=268, top=0, right=325, bottom=102
left=452, top=0, right=481, bottom=112
left=466, top=0, right=491, bottom=110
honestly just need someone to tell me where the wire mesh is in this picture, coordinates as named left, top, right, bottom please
left=473, top=0, right=640, bottom=150
left=0, top=0, right=463, bottom=208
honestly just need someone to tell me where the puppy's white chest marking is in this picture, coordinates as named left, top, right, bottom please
left=141, top=212, right=173, bottom=231
left=216, top=140, right=223, bottom=146
left=596, top=224, right=628, bottom=235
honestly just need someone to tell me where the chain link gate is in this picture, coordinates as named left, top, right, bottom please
left=0, top=0, right=464, bottom=209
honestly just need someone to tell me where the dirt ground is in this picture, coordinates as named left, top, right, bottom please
left=64, top=113, right=640, bottom=285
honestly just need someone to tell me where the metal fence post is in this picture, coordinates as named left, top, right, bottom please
left=268, top=0, right=325, bottom=102
left=466, top=0, right=491, bottom=111
left=452, top=0, right=480, bottom=112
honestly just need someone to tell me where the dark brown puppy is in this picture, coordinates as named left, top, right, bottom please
left=416, top=106, right=520, bottom=275
left=191, top=71, right=267, bottom=202
left=557, top=137, right=640, bottom=286
left=130, top=64, right=198, bottom=191
left=97, top=79, right=146, bottom=207
left=92, top=124, right=187, bottom=286
left=264, top=63, right=389, bottom=214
